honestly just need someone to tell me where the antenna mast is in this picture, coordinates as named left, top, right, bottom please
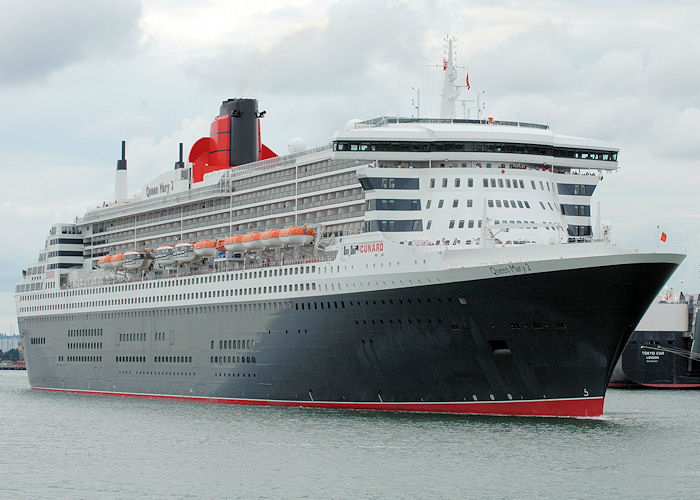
left=439, top=36, right=459, bottom=120
left=411, top=87, right=421, bottom=118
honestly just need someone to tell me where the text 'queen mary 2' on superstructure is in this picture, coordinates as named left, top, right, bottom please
left=15, top=48, right=683, bottom=417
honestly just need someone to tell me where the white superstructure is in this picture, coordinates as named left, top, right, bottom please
left=16, top=49, right=621, bottom=316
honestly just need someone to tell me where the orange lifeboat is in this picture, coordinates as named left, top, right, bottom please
left=97, top=255, right=110, bottom=269
left=260, top=229, right=283, bottom=249
left=241, top=232, right=265, bottom=251
left=224, top=234, right=244, bottom=252
left=215, top=239, right=227, bottom=253
left=279, top=226, right=315, bottom=246
left=194, top=239, right=217, bottom=258
left=112, top=252, right=125, bottom=269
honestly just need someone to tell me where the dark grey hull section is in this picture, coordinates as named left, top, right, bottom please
left=20, top=261, right=678, bottom=405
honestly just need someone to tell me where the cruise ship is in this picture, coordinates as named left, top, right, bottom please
left=15, top=43, right=684, bottom=417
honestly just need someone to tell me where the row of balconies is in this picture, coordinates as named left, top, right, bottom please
left=89, top=164, right=360, bottom=238
left=87, top=174, right=361, bottom=244
left=84, top=195, right=366, bottom=253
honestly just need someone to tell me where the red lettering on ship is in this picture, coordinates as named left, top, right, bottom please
left=359, top=242, right=384, bottom=253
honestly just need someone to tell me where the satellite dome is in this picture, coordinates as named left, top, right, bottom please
left=344, top=119, right=362, bottom=131
left=288, top=137, right=306, bottom=154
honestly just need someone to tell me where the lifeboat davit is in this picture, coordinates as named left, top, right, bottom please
left=279, top=226, right=315, bottom=246
left=154, top=245, right=176, bottom=267
left=123, top=250, right=153, bottom=271
left=224, top=234, right=244, bottom=252
left=173, top=242, right=195, bottom=263
left=241, top=232, right=265, bottom=251
left=194, top=239, right=217, bottom=258
left=260, top=229, right=283, bottom=249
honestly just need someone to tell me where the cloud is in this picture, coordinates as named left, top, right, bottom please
left=0, top=0, right=142, bottom=86
left=453, top=6, right=700, bottom=161
left=648, top=107, right=700, bottom=159
left=1, top=0, right=699, bottom=300
left=125, top=115, right=213, bottom=188
left=186, top=1, right=431, bottom=97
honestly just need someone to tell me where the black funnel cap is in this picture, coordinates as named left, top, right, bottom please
left=174, top=142, right=184, bottom=169
left=117, top=140, right=127, bottom=170
left=219, top=98, right=259, bottom=166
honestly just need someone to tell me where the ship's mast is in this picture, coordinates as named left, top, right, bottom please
left=115, top=140, right=127, bottom=202
left=439, top=37, right=459, bottom=120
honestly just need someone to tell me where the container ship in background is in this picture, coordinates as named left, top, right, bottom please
left=610, top=292, right=700, bottom=388
left=14, top=41, right=684, bottom=417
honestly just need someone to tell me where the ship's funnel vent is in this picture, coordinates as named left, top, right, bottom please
left=174, top=142, right=184, bottom=169
left=220, top=98, right=259, bottom=166
left=116, top=140, right=127, bottom=170
left=114, top=140, right=127, bottom=201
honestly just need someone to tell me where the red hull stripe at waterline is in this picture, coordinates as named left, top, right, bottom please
left=32, top=387, right=605, bottom=417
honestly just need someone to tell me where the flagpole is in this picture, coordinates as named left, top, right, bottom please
left=656, top=225, right=659, bottom=250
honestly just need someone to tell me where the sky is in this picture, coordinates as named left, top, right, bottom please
left=1, top=0, right=699, bottom=332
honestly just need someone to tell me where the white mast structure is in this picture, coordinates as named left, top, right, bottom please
left=439, top=37, right=459, bottom=120
left=115, top=140, right=127, bottom=202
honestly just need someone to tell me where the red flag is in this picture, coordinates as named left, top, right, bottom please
left=660, top=232, right=667, bottom=242
left=443, top=59, right=447, bottom=70
left=466, top=73, right=470, bottom=90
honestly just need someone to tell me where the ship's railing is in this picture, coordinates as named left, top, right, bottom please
left=298, top=159, right=358, bottom=179
left=221, top=144, right=333, bottom=181
left=298, top=207, right=364, bottom=225
left=228, top=157, right=362, bottom=193
left=82, top=184, right=229, bottom=223
left=297, top=192, right=363, bottom=210
left=94, top=201, right=233, bottom=234
left=235, top=160, right=367, bottom=191
left=55, top=231, right=609, bottom=292
left=297, top=176, right=359, bottom=195
left=389, top=235, right=605, bottom=249
left=231, top=164, right=361, bottom=205
left=60, top=254, right=336, bottom=291
left=353, top=116, right=549, bottom=130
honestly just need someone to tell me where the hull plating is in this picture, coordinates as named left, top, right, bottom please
left=20, top=260, right=678, bottom=417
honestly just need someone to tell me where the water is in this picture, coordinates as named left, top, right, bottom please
left=0, top=371, right=697, bottom=499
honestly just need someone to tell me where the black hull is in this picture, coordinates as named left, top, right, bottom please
left=20, top=260, right=679, bottom=416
